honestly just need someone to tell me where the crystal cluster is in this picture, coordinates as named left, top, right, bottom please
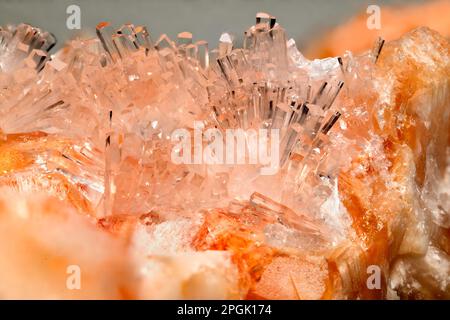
left=0, top=13, right=449, bottom=299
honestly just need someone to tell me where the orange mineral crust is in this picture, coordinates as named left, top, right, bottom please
left=0, top=132, right=104, bottom=215
left=0, top=190, right=136, bottom=299
left=305, top=0, right=450, bottom=59
left=0, top=14, right=449, bottom=299
left=333, top=27, right=450, bottom=299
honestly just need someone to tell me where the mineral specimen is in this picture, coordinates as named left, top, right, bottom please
left=0, top=13, right=448, bottom=299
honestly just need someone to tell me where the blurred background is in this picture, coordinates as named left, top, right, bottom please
left=0, top=0, right=446, bottom=57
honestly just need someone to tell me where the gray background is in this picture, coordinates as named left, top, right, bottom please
left=0, top=0, right=426, bottom=52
